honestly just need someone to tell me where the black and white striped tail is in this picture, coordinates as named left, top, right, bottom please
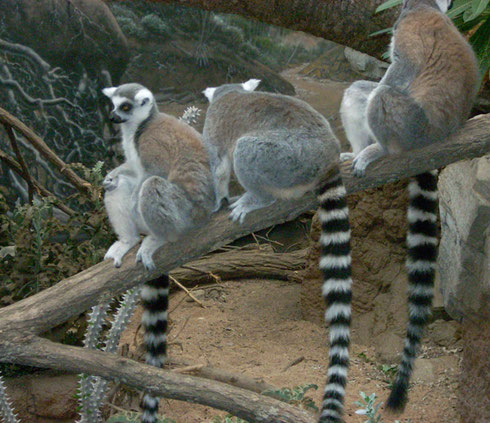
left=140, top=274, right=169, bottom=423
left=387, top=171, right=438, bottom=410
left=317, top=171, right=352, bottom=423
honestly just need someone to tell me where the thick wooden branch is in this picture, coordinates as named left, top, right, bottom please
left=172, top=247, right=307, bottom=285
left=0, top=107, right=92, bottom=197
left=167, top=358, right=277, bottom=394
left=0, top=114, right=488, bottom=336
left=148, top=0, right=397, bottom=58
left=2, top=335, right=315, bottom=423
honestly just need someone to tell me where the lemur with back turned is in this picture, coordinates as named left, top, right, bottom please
left=203, top=79, right=353, bottom=423
left=340, top=0, right=479, bottom=416
left=102, top=83, right=214, bottom=423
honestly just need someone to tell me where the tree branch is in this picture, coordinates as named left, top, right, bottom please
left=0, top=38, right=51, bottom=73
left=4, top=125, right=35, bottom=203
left=0, top=107, right=92, bottom=197
left=2, top=335, right=315, bottom=423
left=147, top=0, right=398, bottom=57
left=0, top=147, right=76, bottom=216
left=171, top=247, right=307, bottom=286
left=0, top=114, right=487, bottom=336
left=0, top=77, right=77, bottom=108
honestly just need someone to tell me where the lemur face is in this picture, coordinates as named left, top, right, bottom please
left=103, top=83, right=154, bottom=126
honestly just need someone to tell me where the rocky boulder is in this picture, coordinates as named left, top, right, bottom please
left=1, top=0, right=129, bottom=80
left=438, top=156, right=490, bottom=322
left=438, top=156, right=489, bottom=423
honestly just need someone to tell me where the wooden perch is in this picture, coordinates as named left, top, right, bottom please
left=0, top=107, right=92, bottom=197
left=167, top=358, right=277, bottom=394
left=171, top=247, right=307, bottom=286
left=0, top=113, right=488, bottom=420
left=3, top=336, right=314, bottom=423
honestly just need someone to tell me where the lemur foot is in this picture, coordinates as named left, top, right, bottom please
left=351, top=143, right=385, bottom=177
left=136, top=236, right=165, bottom=272
left=229, top=193, right=274, bottom=224
left=352, top=156, right=368, bottom=177
left=136, top=247, right=156, bottom=272
left=340, top=152, right=355, bottom=162
left=104, top=240, right=138, bottom=268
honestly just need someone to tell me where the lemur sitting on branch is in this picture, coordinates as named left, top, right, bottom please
left=102, top=83, right=214, bottom=423
left=202, top=79, right=353, bottom=423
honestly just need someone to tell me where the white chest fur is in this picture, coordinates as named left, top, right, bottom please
left=121, top=124, right=145, bottom=180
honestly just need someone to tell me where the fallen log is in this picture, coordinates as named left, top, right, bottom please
left=171, top=247, right=307, bottom=286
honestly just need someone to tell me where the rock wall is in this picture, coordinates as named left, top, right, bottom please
left=438, top=156, right=490, bottom=322
left=4, top=371, right=78, bottom=422
left=438, top=156, right=490, bottom=422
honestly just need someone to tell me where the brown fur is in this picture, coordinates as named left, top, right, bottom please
left=137, top=113, right=212, bottom=201
left=396, top=6, right=479, bottom=136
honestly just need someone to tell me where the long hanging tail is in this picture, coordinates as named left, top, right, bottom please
left=387, top=171, right=438, bottom=410
left=140, top=274, right=170, bottom=423
left=317, top=170, right=353, bottom=423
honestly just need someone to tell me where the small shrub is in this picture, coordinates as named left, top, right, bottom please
left=355, top=392, right=384, bottom=423
left=141, top=14, right=170, bottom=37
left=263, top=383, right=319, bottom=411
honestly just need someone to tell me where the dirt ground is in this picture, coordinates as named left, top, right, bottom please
left=117, top=279, right=461, bottom=423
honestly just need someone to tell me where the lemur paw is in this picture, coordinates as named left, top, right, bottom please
left=104, top=241, right=127, bottom=268
left=136, top=247, right=156, bottom=272
left=352, top=156, right=368, bottom=177
left=228, top=200, right=249, bottom=225
left=340, top=152, right=355, bottom=162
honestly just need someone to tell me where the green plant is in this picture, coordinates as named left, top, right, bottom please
left=141, top=14, right=170, bottom=37
left=0, top=374, right=19, bottom=423
left=355, top=392, right=384, bottom=423
left=262, top=384, right=319, bottom=411
left=0, top=162, right=113, bottom=305
left=378, top=363, right=398, bottom=384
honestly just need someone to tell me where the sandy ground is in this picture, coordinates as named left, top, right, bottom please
left=115, top=278, right=461, bottom=423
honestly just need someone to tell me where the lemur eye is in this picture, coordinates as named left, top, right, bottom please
left=120, top=103, right=132, bottom=112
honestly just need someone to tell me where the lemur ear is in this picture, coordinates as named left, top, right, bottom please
left=135, top=88, right=153, bottom=106
left=203, top=87, right=217, bottom=102
left=102, top=87, right=117, bottom=98
left=242, top=79, right=261, bottom=92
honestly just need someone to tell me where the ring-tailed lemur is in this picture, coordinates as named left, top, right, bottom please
left=102, top=83, right=214, bottom=423
left=202, top=80, right=353, bottom=423
left=340, top=0, right=479, bottom=415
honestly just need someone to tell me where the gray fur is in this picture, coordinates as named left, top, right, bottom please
left=202, top=82, right=340, bottom=222
left=341, top=0, right=479, bottom=176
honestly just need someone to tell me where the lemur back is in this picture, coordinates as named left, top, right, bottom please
left=203, top=81, right=353, bottom=423
left=340, top=0, right=479, bottom=416
left=102, top=83, right=214, bottom=423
